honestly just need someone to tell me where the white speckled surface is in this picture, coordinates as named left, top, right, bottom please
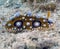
left=0, top=0, right=60, bottom=49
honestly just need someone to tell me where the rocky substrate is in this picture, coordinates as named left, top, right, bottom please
left=0, top=4, right=60, bottom=49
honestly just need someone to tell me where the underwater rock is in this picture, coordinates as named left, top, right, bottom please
left=4, top=0, right=22, bottom=8
left=12, top=42, right=26, bottom=49
left=0, top=0, right=60, bottom=49
left=0, top=0, right=7, bottom=6
left=36, top=40, right=58, bottom=49
left=32, top=38, right=38, bottom=41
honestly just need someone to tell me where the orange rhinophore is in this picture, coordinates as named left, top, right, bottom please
left=47, top=11, right=51, bottom=19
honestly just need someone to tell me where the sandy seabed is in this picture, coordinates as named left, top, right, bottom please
left=0, top=4, right=60, bottom=49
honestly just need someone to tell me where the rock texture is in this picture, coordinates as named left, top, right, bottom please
left=0, top=1, right=60, bottom=49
